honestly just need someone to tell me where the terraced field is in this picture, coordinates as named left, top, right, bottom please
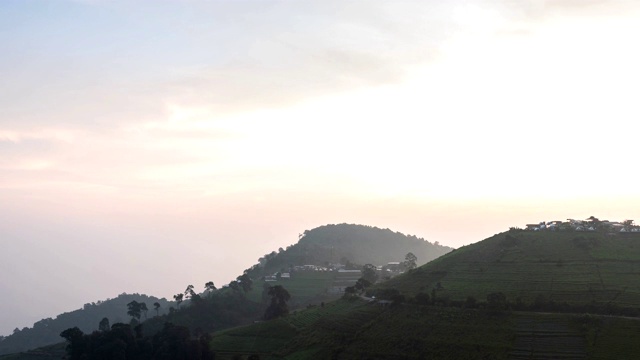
left=207, top=231, right=640, bottom=359
left=510, top=314, right=585, bottom=359
left=384, top=231, right=640, bottom=307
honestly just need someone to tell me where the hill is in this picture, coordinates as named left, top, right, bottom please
left=245, top=223, right=452, bottom=278
left=381, top=230, right=640, bottom=309
left=0, top=293, right=172, bottom=356
left=201, top=229, right=640, bottom=359
left=1, top=223, right=448, bottom=358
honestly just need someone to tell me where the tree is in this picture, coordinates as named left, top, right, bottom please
left=264, top=285, right=291, bottom=320
left=404, top=252, right=418, bottom=270
left=173, top=293, right=184, bottom=309
left=205, top=281, right=216, bottom=292
left=140, top=302, right=148, bottom=320
left=237, top=273, right=253, bottom=293
left=228, top=280, right=241, bottom=292
left=98, top=317, right=110, bottom=332
left=184, top=285, right=195, bottom=299
left=354, top=278, right=371, bottom=292
left=153, top=302, right=161, bottom=316
left=362, top=264, right=378, bottom=284
left=126, top=301, right=142, bottom=321
left=60, top=327, right=84, bottom=360
left=623, top=219, right=635, bottom=231
left=343, top=286, right=357, bottom=299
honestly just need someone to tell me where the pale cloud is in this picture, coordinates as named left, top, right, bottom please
left=0, top=128, right=79, bottom=143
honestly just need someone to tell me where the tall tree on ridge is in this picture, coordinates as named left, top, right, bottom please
left=126, top=301, right=142, bottom=321
left=264, top=285, right=291, bottom=320
left=404, top=252, right=418, bottom=270
left=173, top=293, right=184, bottom=309
left=98, top=317, right=110, bottom=332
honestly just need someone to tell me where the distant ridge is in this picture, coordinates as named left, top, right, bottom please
left=0, top=293, right=172, bottom=356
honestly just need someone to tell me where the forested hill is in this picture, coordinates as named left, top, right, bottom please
left=0, top=293, right=172, bottom=356
left=246, top=224, right=453, bottom=277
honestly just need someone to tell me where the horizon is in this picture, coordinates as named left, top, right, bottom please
left=2, top=0, right=640, bottom=336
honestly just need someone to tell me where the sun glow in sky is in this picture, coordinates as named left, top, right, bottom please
left=2, top=0, right=640, bottom=335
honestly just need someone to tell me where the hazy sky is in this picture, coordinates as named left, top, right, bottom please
left=2, top=0, right=640, bottom=336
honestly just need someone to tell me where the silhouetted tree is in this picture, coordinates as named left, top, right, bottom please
left=264, top=285, right=291, bottom=320
left=98, top=317, right=110, bottom=332
left=354, top=278, right=372, bottom=292
left=173, top=293, right=184, bottom=309
left=229, top=280, right=241, bottom=292
left=60, top=327, right=84, bottom=360
left=185, top=284, right=195, bottom=298
left=126, top=301, right=142, bottom=321
left=343, top=286, right=357, bottom=299
left=140, top=302, right=148, bottom=320
left=205, top=281, right=216, bottom=294
left=237, top=273, right=253, bottom=293
left=404, top=252, right=418, bottom=270
left=153, top=302, right=161, bottom=316
left=362, top=264, right=378, bottom=284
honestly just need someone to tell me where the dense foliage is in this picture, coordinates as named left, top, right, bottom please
left=0, top=294, right=172, bottom=356
left=60, top=322, right=214, bottom=360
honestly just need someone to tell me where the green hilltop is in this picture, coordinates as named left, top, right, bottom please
left=244, top=223, right=453, bottom=278
left=382, top=229, right=640, bottom=308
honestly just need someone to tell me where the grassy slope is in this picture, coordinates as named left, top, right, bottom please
left=209, top=299, right=377, bottom=359
left=206, top=230, right=640, bottom=359
left=383, top=231, right=640, bottom=306
left=244, top=272, right=338, bottom=306
left=209, top=299, right=640, bottom=360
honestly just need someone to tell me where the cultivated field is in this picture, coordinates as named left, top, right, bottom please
left=384, top=231, right=640, bottom=307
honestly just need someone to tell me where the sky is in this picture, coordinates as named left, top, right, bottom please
left=1, top=0, right=640, bottom=336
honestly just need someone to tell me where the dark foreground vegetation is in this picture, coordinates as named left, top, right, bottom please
left=0, top=294, right=172, bottom=356
left=59, top=322, right=214, bottom=360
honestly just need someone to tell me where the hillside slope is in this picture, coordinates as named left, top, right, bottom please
left=206, top=298, right=640, bottom=359
left=382, top=230, right=640, bottom=307
left=202, top=229, right=640, bottom=359
left=1, top=223, right=448, bottom=358
left=246, top=223, right=452, bottom=278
